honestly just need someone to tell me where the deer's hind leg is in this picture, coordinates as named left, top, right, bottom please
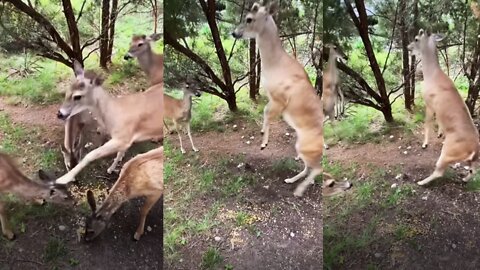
left=107, top=151, right=126, bottom=174
left=174, top=121, right=186, bottom=154
left=134, top=192, right=161, bottom=241
left=418, top=150, right=455, bottom=186
left=0, top=201, right=14, bottom=240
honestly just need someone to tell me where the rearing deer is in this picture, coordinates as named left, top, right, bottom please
left=84, top=146, right=163, bottom=241
left=55, top=61, right=163, bottom=185
left=408, top=29, right=480, bottom=185
left=0, top=152, right=72, bottom=240
left=233, top=2, right=329, bottom=197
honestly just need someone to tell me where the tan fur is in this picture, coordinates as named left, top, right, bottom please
left=233, top=2, right=328, bottom=197
left=408, top=29, right=480, bottom=185
left=55, top=62, right=163, bottom=184
left=0, top=153, right=71, bottom=239
left=86, top=147, right=163, bottom=241
left=126, top=34, right=163, bottom=85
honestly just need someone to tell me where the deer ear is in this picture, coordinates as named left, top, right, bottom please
left=73, top=60, right=84, bottom=78
left=267, top=1, right=278, bottom=15
left=87, top=190, right=97, bottom=213
left=38, top=169, right=54, bottom=182
left=418, top=29, right=425, bottom=36
left=150, top=33, right=162, bottom=41
left=251, top=2, right=260, bottom=12
left=93, top=76, right=104, bottom=86
left=433, top=33, right=445, bottom=42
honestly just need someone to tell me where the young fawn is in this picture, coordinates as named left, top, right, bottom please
left=84, top=147, right=163, bottom=241
left=408, top=29, right=480, bottom=185
left=0, top=153, right=72, bottom=240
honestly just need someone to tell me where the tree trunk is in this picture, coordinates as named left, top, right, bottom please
left=466, top=23, right=480, bottom=115
left=106, top=0, right=118, bottom=63
left=225, top=92, right=238, bottom=111
left=249, top=39, right=258, bottom=100
left=344, top=0, right=393, bottom=122
left=409, top=0, right=419, bottom=107
left=61, top=0, right=82, bottom=63
left=99, top=0, right=110, bottom=69
left=399, top=0, right=412, bottom=112
left=199, top=0, right=237, bottom=111
left=153, top=0, right=159, bottom=33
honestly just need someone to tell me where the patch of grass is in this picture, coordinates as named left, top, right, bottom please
left=393, top=223, right=418, bottom=241
left=201, top=247, right=224, bottom=270
left=40, top=149, right=61, bottom=168
left=222, top=175, right=254, bottom=196
left=43, top=237, right=68, bottom=263
left=385, top=184, right=415, bottom=207
left=0, top=113, right=27, bottom=153
left=356, top=181, right=375, bottom=203
left=271, top=158, right=299, bottom=174
left=466, top=173, right=480, bottom=191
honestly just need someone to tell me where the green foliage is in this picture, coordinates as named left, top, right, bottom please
left=201, top=247, right=224, bottom=270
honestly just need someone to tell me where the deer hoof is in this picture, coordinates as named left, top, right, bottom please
left=181, top=149, right=186, bottom=154
left=133, top=232, right=141, bottom=241
left=260, top=143, right=267, bottom=150
left=293, top=188, right=305, bottom=198
left=4, top=231, right=15, bottom=241
left=421, top=144, right=428, bottom=149
left=193, top=148, right=199, bottom=152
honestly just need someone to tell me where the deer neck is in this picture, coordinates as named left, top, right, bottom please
left=137, top=48, right=155, bottom=76
left=420, top=47, right=442, bottom=80
left=326, top=49, right=338, bottom=81
left=90, top=87, right=114, bottom=131
left=256, top=17, right=285, bottom=68
left=96, top=182, right=128, bottom=220
left=182, top=94, right=193, bottom=119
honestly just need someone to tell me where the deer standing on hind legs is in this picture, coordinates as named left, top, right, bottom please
left=233, top=2, right=334, bottom=197
left=0, top=153, right=72, bottom=240
left=55, top=61, right=163, bottom=185
left=84, top=147, right=163, bottom=241
left=408, top=29, right=480, bottom=186
left=322, top=44, right=348, bottom=149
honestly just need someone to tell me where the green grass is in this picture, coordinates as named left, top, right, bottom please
left=384, top=184, right=415, bottom=206
left=43, top=237, right=68, bottom=263
left=201, top=247, right=224, bottom=270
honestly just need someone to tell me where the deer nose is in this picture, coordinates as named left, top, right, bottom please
left=124, top=54, right=132, bottom=60
left=57, top=110, right=66, bottom=120
left=231, top=32, right=240, bottom=39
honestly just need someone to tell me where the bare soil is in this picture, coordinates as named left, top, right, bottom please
left=164, top=120, right=322, bottom=269
left=325, top=130, right=480, bottom=269
left=0, top=99, right=162, bottom=270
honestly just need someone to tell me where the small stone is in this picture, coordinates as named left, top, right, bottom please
left=290, top=232, right=295, bottom=237
left=407, top=146, right=412, bottom=150
left=233, top=124, right=238, bottom=129
left=59, top=225, right=66, bottom=231
left=403, top=151, right=408, bottom=155
left=453, top=163, right=461, bottom=169
left=241, top=136, right=245, bottom=139
left=286, top=132, right=290, bottom=136
left=374, top=252, right=382, bottom=258
left=250, top=136, right=254, bottom=140
left=237, top=163, right=244, bottom=168
left=214, top=236, right=222, bottom=242
left=398, top=146, right=402, bottom=149
left=147, top=226, right=152, bottom=232
left=263, top=185, right=269, bottom=189
left=422, top=196, right=428, bottom=201
left=246, top=141, right=251, bottom=145
left=395, top=174, right=403, bottom=180
left=389, top=135, right=394, bottom=139
left=391, top=183, right=398, bottom=189
left=452, top=243, right=457, bottom=249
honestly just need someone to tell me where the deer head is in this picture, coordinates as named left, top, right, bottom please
left=57, top=61, right=104, bottom=120
left=124, top=33, right=162, bottom=60
left=232, top=2, right=278, bottom=39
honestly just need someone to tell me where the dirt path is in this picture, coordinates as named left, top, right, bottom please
left=165, top=120, right=322, bottom=269
left=0, top=100, right=162, bottom=270
left=324, top=131, right=480, bottom=269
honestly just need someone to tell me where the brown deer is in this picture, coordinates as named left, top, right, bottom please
left=408, top=29, right=480, bottom=185
left=232, top=2, right=329, bottom=197
left=0, top=153, right=72, bottom=240
left=124, top=33, right=164, bottom=85
left=55, top=61, right=163, bottom=184
left=84, top=147, right=163, bottom=241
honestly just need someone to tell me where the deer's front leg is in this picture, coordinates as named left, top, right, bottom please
left=0, top=201, right=14, bottom=240
left=107, top=151, right=126, bottom=174
left=56, top=139, right=130, bottom=184
left=134, top=192, right=161, bottom=241
left=422, top=106, right=434, bottom=149
left=261, top=101, right=283, bottom=150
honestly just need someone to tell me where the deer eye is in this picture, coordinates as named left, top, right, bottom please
left=73, top=95, right=82, bottom=101
left=138, top=43, right=144, bottom=47
left=246, top=18, right=253, bottom=23
left=415, top=38, right=419, bottom=42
